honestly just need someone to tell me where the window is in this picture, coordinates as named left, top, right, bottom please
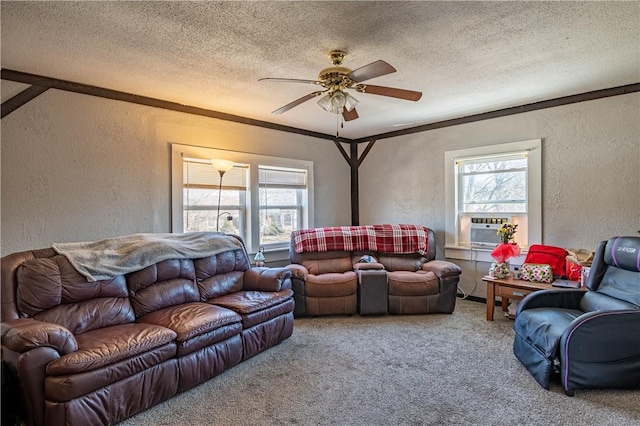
left=444, top=139, right=542, bottom=261
left=259, top=166, right=306, bottom=246
left=182, top=159, right=246, bottom=235
left=172, top=144, right=313, bottom=257
left=458, top=154, right=527, bottom=214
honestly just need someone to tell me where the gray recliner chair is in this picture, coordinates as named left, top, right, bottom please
left=512, top=236, right=640, bottom=396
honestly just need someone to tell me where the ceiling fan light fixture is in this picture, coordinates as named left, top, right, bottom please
left=261, top=50, right=421, bottom=121
left=330, top=91, right=347, bottom=111
left=343, top=92, right=359, bottom=112
left=316, top=93, right=333, bottom=112
left=317, top=90, right=358, bottom=114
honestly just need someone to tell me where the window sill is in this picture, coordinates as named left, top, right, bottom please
left=445, top=245, right=527, bottom=265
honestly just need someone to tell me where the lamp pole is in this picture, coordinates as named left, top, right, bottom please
left=216, top=170, right=225, bottom=232
left=210, top=159, right=235, bottom=232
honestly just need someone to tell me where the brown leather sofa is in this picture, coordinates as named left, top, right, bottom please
left=286, top=225, right=462, bottom=316
left=1, top=234, right=294, bottom=426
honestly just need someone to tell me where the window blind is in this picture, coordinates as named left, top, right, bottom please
left=183, top=159, right=246, bottom=190
left=258, top=166, right=306, bottom=189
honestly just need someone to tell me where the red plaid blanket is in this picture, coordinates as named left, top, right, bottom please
left=292, top=224, right=429, bottom=255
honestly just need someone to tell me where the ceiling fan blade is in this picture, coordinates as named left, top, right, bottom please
left=259, top=78, right=321, bottom=85
left=355, top=84, right=422, bottom=101
left=272, top=91, right=325, bottom=114
left=347, top=60, right=396, bottom=83
left=342, top=108, right=359, bottom=122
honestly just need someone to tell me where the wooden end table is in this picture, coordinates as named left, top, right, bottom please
left=482, top=276, right=554, bottom=321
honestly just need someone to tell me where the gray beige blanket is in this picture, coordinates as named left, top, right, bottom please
left=53, top=232, right=243, bottom=282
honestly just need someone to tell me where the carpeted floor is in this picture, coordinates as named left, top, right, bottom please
left=120, top=299, right=639, bottom=426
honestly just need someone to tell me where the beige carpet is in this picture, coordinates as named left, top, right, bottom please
left=120, top=299, right=639, bottom=426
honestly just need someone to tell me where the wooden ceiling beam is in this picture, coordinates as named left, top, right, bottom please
left=1, top=85, right=49, bottom=118
left=3, top=69, right=637, bottom=145
left=0, top=69, right=338, bottom=141
left=351, top=82, right=640, bottom=144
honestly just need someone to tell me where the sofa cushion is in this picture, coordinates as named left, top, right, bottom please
left=46, top=323, right=177, bottom=375
left=137, top=302, right=242, bottom=357
left=209, top=290, right=294, bottom=328
left=378, top=254, right=425, bottom=272
left=209, top=290, right=294, bottom=315
left=579, top=290, right=639, bottom=312
left=193, top=250, right=251, bottom=299
left=196, top=270, right=245, bottom=301
left=194, top=249, right=251, bottom=277
left=241, top=299, right=295, bottom=329
left=127, top=259, right=199, bottom=317
left=16, top=255, right=134, bottom=334
left=137, top=302, right=241, bottom=342
left=304, top=272, right=358, bottom=298
left=44, top=342, right=177, bottom=402
left=387, top=270, right=439, bottom=296
left=302, top=257, right=354, bottom=275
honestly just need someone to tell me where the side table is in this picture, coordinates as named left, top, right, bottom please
left=482, top=276, right=554, bottom=321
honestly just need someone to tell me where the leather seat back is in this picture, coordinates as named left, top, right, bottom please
left=580, top=236, right=640, bottom=312
left=289, top=238, right=353, bottom=274
left=15, top=252, right=135, bottom=334
left=377, top=253, right=426, bottom=272
left=127, top=258, right=199, bottom=317
left=194, top=248, right=251, bottom=300
left=128, top=236, right=252, bottom=313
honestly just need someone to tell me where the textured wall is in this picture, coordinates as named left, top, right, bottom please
left=0, top=89, right=351, bottom=255
left=2, top=89, right=638, bottom=300
left=358, top=93, right=640, bottom=298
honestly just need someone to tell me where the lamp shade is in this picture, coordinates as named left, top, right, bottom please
left=316, top=93, right=332, bottom=112
left=211, top=159, right=235, bottom=173
left=317, top=90, right=358, bottom=114
left=343, top=92, right=359, bottom=112
left=330, top=91, right=347, bottom=110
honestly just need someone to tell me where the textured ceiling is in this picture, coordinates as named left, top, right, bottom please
left=1, top=1, right=639, bottom=139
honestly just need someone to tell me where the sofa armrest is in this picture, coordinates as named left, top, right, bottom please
left=1, top=318, right=77, bottom=355
left=285, top=264, right=308, bottom=281
left=353, top=262, right=385, bottom=271
left=422, top=260, right=461, bottom=278
left=244, top=267, right=292, bottom=292
left=516, top=289, right=585, bottom=314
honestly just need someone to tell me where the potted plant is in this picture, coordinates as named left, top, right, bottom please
left=489, top=222, right=520, bottom=278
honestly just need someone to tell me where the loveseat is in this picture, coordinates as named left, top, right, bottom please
left=286, top=225, right=462, bottom=316
left=1, top=232, right=294, bottom=426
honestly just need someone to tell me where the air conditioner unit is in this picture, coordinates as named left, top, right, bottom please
left=470, top=217, right=508, bottom=247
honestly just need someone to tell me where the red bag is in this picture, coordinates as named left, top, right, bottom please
left=523, top=244, right=567, bottom=278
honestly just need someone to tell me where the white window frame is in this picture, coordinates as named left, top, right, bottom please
left=444, top=139, right=542, bottom=263
left=171, top=143, right=314, bottom=259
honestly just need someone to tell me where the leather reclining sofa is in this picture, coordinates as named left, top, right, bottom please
left=0, top=233, right=294, bottom=426
left=286, top=225, right=462, bottom=316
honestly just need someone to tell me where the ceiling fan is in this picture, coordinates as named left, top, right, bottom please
left=259, top=50, right=422, bottom=122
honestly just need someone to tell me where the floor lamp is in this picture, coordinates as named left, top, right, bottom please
left=211, top=159, right=235, bottom=231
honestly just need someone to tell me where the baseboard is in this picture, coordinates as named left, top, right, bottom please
left=457, top=293, right=486, bottom=303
